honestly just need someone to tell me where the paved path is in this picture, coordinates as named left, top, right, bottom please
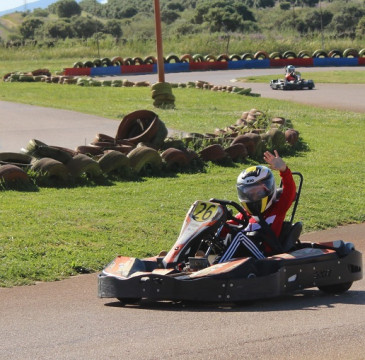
left=1, top=223, right=364, bottom=360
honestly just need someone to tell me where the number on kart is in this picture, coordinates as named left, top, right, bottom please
left=193, top=202, right=218, bottom=222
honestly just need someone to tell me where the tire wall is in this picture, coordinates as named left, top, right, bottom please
left=64, top=56, right=364, bottom=76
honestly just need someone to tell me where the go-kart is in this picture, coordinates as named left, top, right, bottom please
left=270, top=72, right=315, bottom=90
left=98, top=173, right=362, bottom=304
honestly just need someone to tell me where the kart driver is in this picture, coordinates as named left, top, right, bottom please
left=285, top=65, right=298, bottom=82
left=219, top=150, right=296, bottom=262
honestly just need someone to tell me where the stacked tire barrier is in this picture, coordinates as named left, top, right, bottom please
left=64, top=48, right=365, bottom=77
left=2, top=72, right=260, bottom=98
left=0, top=109, right=300, bottom=190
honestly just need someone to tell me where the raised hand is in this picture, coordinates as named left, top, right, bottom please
left=263, top=150, right=287, bottom=172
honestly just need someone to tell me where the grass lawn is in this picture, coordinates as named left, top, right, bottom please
left=0, top=71, right=364, bottom=287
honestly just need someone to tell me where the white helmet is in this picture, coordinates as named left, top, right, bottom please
left=237, top=165, right=277, bottom=215
left=286, top=65, right=296, bottom=73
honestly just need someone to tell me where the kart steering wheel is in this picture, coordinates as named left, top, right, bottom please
left=209, top=198, right=249, bottom=227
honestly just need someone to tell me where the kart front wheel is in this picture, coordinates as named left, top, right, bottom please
left=318, top=281, right=353, bottom=294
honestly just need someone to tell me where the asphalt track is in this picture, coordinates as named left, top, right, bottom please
left=0, top=67, right=364, bottom=360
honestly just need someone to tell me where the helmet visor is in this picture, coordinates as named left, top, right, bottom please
left=237, top=177, right=275, bottom=204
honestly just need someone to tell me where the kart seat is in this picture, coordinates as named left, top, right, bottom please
left=279, top=221, right=302, bottom=252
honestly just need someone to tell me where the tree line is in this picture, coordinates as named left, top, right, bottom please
left=4, top=0, right=365, bottom=44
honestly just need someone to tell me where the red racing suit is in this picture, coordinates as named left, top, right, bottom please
left=285, top=72, right=297, bottom=82
left=221, top=167, right=296, bottom=256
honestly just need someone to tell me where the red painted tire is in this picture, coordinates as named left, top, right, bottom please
left=254, top=51, right=269, bottom=60
left=0, top=164, right=29, bottom=183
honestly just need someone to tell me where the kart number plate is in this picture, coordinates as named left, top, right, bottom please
left=193, top=201, right=219, bottom=222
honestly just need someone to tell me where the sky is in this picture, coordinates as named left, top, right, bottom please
left=0, top=0, right=39, bottom=12
left=0, top=0, right=107, bottom=12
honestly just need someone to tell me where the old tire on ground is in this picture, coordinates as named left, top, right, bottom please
left=224, top=143, right=248, bottom=162
left=31, top=158, right=69, bottom=181
left=285, top=129, right=299, bottom=146
left=199, top=144, right=227, bottom=162
left=161, top=148, right=190, bottom=171
left=0, top=164, right=30, bottom=183
left=231, top=134, right=259, bottom=156
left=66, top=154, right=102, bottom=178
left=116, top=110, right=160, bottom=145
left=75, top=145, right=104, bottom=156
left=24, top=139, right=73, bottom=164
left=98, top=150, right=131, bottom=174
left=149, top=119, right=168, bottom=149
left=0, top=152, right=32, bottom=167
left=127, top=146, right=162, bottom=175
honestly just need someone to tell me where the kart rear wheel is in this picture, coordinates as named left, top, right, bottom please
left=318, top=282, right=353, bottom=294
left=117, top=298, right=141, bottom=306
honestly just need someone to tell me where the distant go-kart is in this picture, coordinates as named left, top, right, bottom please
left=270, top=72, right=315, bottom=90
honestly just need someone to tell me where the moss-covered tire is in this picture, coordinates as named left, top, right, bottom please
left=31, top=158, right=69, bottom=181
left=343, top=48, right=359, bottom=58
left=229, top=54, right=241, bottom=61
left=297, top=50, right=311, bottom=58
left=98, top=150, right=131, bottom=174
left=312, top=49, right=327, bottom=58
left=204, top=54, right=217, bottom=62
left=282, top=51, right=296, bottom=59
left=66, top=154, right=102, bottom=178
left=75, top=145, right=104, bottom=156
left=127, top=146, right=162, bottom=175
left=265, top=129, right=286, bottom=150
left=241, top=53, right=254, bottom=60
left=0, top=152, right=32, bottom=167
left=193, top=54, right=204, bottom=62
left=217, top=54, right=230, bottom=62
left=269, top=52, right=282, bottom=59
